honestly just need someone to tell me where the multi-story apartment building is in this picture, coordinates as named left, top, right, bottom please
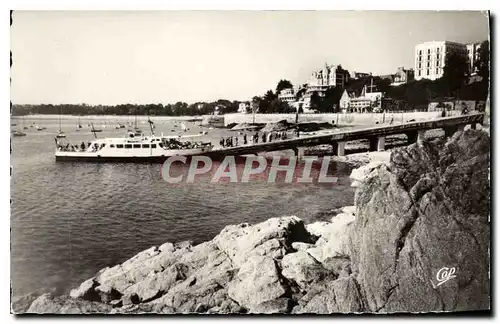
left=414, top=41, right=468, bottom=81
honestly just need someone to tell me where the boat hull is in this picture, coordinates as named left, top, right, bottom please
left=55, top=155, right=172, bottom=163
left=55, top=147, right=214, bottom=163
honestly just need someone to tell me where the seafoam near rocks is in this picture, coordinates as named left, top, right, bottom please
left=20, top=130, right=490, bottom=314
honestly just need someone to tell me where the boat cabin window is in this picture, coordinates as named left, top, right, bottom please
left=110, top=144, right=115, bottom=148
left=116, top=144, right=124, bottom=148
left=125, top=144, right=132, bottom=149
left=133, top=144, right=141, bottom=148
left=151, top=144, right=157, bottom=149
left=142, top=144, right=150, bottom=148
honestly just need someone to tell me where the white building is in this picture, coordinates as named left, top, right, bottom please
left=238, top=101, right=250, bottom=114
left=414, top=41, right=468, bottom=81
left=466, top=42, right=482, bottom=75
left=306, top=63, right=349, bottom=97
left=341, top=85, right=383, bottom=113
left=350, top=71, right=371, bottom=79
left=277, top=88, right=296, bottom=103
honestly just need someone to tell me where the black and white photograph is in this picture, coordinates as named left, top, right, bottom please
left=9, top=9, right=491, bottom=315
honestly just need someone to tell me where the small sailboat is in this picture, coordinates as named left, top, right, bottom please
left=12, top=130, right=27, bottom=137
left=22, top=116, right=28, bottom=130
left=181, top=123, right=188, bottom=132
left=36, top=125, right=46, bottom=131
left=56, top=107, right=66, bottom=138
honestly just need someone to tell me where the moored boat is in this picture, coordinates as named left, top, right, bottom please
left=55, top=131, right=213, bottom=162
left=56, top=130, right=66, bottom=138
left=12, top=130, right=27, bottom=137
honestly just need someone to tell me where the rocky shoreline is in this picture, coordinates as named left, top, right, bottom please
left=13, top=129, right=490, bottom=314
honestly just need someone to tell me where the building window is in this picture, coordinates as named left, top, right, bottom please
left=426, top=69, right=429, bottom=76
left=436, top=68, right=439, bottom=74
left=427, top=49, right=431, bottom=54
left=436, top=61, right=439, bottom=67
left=427, top=55, right=430, bottom=60
left=427, top=62, right=430, bottom=67
left=437, top=47, right=440, bottom=52
left=418, top=63, right=421, bottom=69
left=417, top=70, right=421, bottom=77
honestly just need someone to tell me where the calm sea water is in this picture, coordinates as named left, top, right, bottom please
left=10, top=116, right=356, bottom=297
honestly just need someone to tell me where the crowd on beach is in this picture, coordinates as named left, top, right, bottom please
left=219, top=128, right=299, bottom=148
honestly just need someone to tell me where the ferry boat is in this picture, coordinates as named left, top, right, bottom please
left=54, top=131, right=213, bottom=162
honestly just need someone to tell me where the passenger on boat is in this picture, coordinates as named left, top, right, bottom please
left=243, top=134, right=247, bottom=145
left=235, top=137, right=238, bottom=146
left=262, top=133, right=266, bottom=143
left=220, top=138, right=225, bottom=148
left=81, top=142, right=86, bottom=151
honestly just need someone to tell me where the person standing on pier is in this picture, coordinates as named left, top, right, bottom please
left=243, top=133, right=247, bottom=145
left=235, top=136, right=239, bottom=146
left=262, top=132, right=267, bottom=143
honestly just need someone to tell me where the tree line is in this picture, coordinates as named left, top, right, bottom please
left=12, top=99, right=240, bottom=116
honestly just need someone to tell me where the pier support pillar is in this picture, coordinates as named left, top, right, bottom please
left=292, top=147, right=305, bottom=159
left=336, top=141, right=345, bottom=156
left=417, top=130, right=426, bottom=143
left=376, top=136, right=385, bottom=152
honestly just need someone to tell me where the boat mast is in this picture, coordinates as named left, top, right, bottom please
left=91, top=123, right=98, bottom=139
left=148, top=117, right=155, bottom=136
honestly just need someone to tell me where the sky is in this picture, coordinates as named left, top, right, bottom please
left=10, top=10, right=489, bottom=105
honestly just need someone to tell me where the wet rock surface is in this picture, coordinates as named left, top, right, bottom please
left=17, top=130, right=490, bottom=314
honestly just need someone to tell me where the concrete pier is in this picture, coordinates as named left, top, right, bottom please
left=204, top=113, right=484, bottom=160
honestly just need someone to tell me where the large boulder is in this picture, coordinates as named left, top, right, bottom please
left=26, top=294, right=113, bottom=314
left=281, top=251, right=333, bottom=289
left=11, top=292, right=40, bottom=313
left=214, top=216, right=314, bottom=267
left=349, top=130, right=490, bottom=312
left=149, top=246, right=237, bottom=313
left=228, top=255, right=287, bottom=309
left=292, top=276, right=364, bottom=313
